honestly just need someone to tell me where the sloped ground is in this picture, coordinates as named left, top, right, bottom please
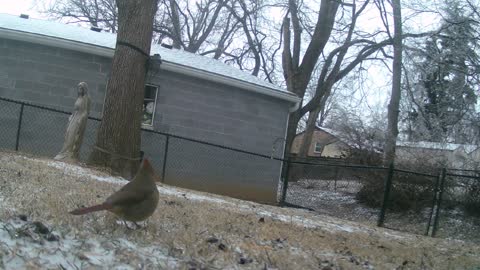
left=0, top=151, right=479, bottom=269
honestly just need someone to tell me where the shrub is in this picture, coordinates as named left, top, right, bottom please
left=355, top=171, right=385, bottom=208
left=356, top=164, right=437, bottom=212
left=464, top=180, right=480, bottom=216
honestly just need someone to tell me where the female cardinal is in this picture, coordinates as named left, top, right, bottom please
left=70, top=158, right=160, bottom=223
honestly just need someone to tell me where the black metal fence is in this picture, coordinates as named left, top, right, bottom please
left=432, top=169, right=480, bottom=242
left=0, top=96, right=284, bottom=203
left=281, top=156, right=480, bottom=243
left=1, top=96, right=479, bottom=242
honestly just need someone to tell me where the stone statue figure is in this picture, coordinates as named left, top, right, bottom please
left=55, top=82, right=91, bottom=161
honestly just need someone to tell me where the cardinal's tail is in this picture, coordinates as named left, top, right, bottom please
left=69, top=203, right=112, bottom=215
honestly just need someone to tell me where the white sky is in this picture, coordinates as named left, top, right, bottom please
left=0, top=0, right=47, bottom=18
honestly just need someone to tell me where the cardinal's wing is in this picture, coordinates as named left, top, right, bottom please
left=106, top=182, right=154, bottom=206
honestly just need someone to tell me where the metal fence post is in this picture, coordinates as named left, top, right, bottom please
left=280, top=158, right=291, bottom=204
left=161, top=134, right=170, bottom=183
left=432, top=168, right=447, bottom=237
left=425, top=170, right=442, bottom=236
left=377, top=162, right=394, bottom=227
left=15, top=104, right=25, bottom=151
left=334, top=166, right=339, bottom=192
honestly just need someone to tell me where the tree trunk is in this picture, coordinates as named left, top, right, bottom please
left=284, top=110, right=301, bottom=157
left=169, top=0, right=183, bottom=49
left=89, top=0, right=157, bottom=179
left=280, top=0, right=339, bottom=182
left=298, top=106, right=322, bottom=158
left=281, top=109, right=301, bottom=183
left=383, top=0, right=402, bottom=166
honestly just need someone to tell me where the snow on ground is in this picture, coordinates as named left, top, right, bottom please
left=1, top=151, right=480, bottom=269
left=0, top=218, right=179, bottom=269
left=286, top=178, right=480, bottom=243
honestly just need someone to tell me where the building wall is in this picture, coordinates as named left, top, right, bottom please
left=148, top=70, right=289, bottom=155
left=0, top=38, right=110, bottom=118
left=0, top=37, right=290, bottom=203
left=146, top=70, right=290, bottom=203
left=291, top=130, right=347, bottom=157
left=322, top=142, right=348, bottom=158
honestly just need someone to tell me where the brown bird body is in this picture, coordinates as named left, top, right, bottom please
left=70, top=158, right=160, bottom=222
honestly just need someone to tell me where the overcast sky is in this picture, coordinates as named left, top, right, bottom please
left=1, top=0, right=46, bottom=18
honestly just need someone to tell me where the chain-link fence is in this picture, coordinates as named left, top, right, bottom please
left=0, top=96, right=284, bottom=204
left=433, top=169, right=480, bottom=242
left=1, top=96, right=479, bottom=242
left=379, top=168, right=439, bottom=236
left=281, top=158, right=480, bottom=243
left=281, top=159, right=386, bottom=225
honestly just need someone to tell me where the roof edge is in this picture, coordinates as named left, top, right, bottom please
left=0, top=27, right=301, bottom=106
left=161, top=62, right=300, bottom=104
left=0, top=28, right=114, bottom=56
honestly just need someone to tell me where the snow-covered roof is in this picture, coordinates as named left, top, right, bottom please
left=0, top=13, right=300, bottom=105
left=396, top=141, right=479, bottom=153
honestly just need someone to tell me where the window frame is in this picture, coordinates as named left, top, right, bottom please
left=314, top=142, right=323, bottom=153
left=142, top=84, right=159, bottom=127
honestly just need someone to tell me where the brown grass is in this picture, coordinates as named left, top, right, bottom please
left=1, top=151, right=480, bottom=269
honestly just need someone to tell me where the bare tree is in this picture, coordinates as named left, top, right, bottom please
left=44, top=0, right=240, bottom=56
left=89, top=0, right=158, bottom=178
left=324, top=107, right=385, bottom=165
left=45, top=0, right=119, bottom=32
left=43, top=0, right=280, bottom=80
left=383, top=0, right=402, bottom=166
left=282, top=0, right=340, bottom=157
left=283, top=0, right=393, bottom=159
left=154, top=0, right=236, bottom=53
left=222, top=0, right=280, bottom=79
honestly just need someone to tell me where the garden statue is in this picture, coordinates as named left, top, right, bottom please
left=55, top=82, right=91, bottom=161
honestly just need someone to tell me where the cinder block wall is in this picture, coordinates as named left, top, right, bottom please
left=0, top=37, right=290, bottom=203
left=149, top=70, right=289, bottom=156
left=148, top=71, right=290, bottom=203
left=0, top=38, right=110, bottom=118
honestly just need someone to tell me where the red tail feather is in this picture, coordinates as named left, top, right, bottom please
left=69, top=203, right=112, bottom=215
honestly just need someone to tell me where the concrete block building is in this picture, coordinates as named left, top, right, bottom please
left=0, top=13, right=300, bottom=203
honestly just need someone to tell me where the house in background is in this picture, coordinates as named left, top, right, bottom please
left=0, top=13, right=300, bottom=203
left=396, top=141, right=480, bottom=169
left=291, top=126, right=352, bottom=158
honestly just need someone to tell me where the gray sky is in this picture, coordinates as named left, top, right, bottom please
left=1, top=0, right=46, bottom=18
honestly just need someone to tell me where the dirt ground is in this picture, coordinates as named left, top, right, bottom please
left=0, top=151, right=479, bottom=269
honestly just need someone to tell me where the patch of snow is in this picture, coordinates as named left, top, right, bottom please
left=142, top=183, right=399, bottom=237
left=0, top=218, right=179, bottom=269
left=29, top=157, right=129, bottom=185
